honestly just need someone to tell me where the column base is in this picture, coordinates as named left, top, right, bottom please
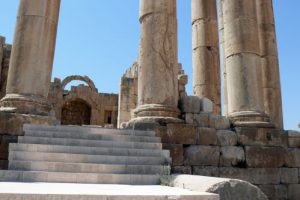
left=0, top=93, right=51, bottom=116
left=0, top=112, right=58, bottom=136
left=134, top=104, right=181, bottom=118
left=229, top=111, right=274, bottom=128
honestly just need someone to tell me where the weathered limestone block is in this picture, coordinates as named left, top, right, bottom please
left=185, top=113, right=194, bottom=124
left=288, top=131, right=300, bottom=148
left=179, top=93, right=201, bottom=114
left=172, top=166, right=192, bottom=174
left=216, top=130, right=237, bottom=146
left=198, top=127, right=217, bottom=145
left=0, top=112, right=57, bottom=135
left=285, top=148, right=300, bottom=167
left=259, top=185, right=288, bottom=200
left=193, top=166, right=220, bottom=177
left=220, top=146, right=245, bottom=167
left=288, top=184, right=300, bottom=200
left=209, top=115, right=231, bottom=130
left=180, top=94, right=213, bottom=114
left=162, top=144, right=184, bottom=166
left=184, top=145, right=220, bottom=166
left=194, top=113, right=210, bottom=127
left=236, top=127, right=288, bottom=147
left=171, top=175, right=267, bottom=200
left=280, top=168, right=298, bottom=184
left=201, top=97, right=213, bottom=113
left=245, top=146, right=286, bottom=168
left=165, top=124, right=197, bottom=144
left=219, top=168, right=281, bottom=185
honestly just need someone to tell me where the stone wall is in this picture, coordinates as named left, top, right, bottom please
left=148, top=107, right=300, bottom=200
left=118, top=62, right=138, bottom=128
left=0, top=36, right=11, bottom=100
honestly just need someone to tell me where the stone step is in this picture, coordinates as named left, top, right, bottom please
left=18, top=136, right=162, bottom=150
left=0, top=170, right=161, bottom=185
left=9, top=143, right=170, bottom=158
left=0, top=182, right=220, bottom=200
left=24, top=124, right=156, bottom=137
left=9, top=160, right=170, bottom=175
left=24, top=130, right=161, bottom=143
left=9, top=151, right=170, bottom=165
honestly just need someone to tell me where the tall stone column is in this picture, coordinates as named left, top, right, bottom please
left=222, top=0, right=271, bottom=127
left=134, top=0, right=180, bottom=122
left=218, top=0, right=228, bottom=116
left=256, top=0, right=283, bottom=129
left=192, top=0, right=221, bottom=114
left=0, top=37, right=4, bottom=80
left=0, top=0, right=60, bottom=134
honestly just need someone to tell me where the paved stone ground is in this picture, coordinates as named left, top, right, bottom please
left=0, top=182, right=219, bottom=200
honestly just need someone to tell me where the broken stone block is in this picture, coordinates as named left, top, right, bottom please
left=216, top=130, right=237, bottom=146
left=245, top=146, right=286, bottom=168
left=280, top=168, right=298, bottom=184
left=194, top=113, right=210, bottom=127
left=193, top=166, right=220, bottom=177
left=171, top=175, right=268, bottom=200
left=165, top=123, right=197, bottom=144
left=219, top=167, right=281, bottom=185
left=162, top=144, right=184, bottom=166
left=259, top=185, right=288, bottom=200
left=184, top=145, right=220, bottom=166
left=220, top=146, right=245, bottom=167
left=198, top=127, right=217, bottom=145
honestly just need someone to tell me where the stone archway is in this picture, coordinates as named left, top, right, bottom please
left=61, top=99, right=91, bottom=125
left=61, top=75, right=98, bottom=92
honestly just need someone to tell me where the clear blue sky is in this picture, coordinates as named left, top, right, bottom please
left=0, top=0, right=299, bottom=131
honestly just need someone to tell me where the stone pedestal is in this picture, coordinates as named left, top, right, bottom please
left=222, top=0, right=271, bottom=127
left=0, top=0, right=60, bottom=135
left=132, top=0, right=180, bottom=124
left=256, top=0, right=283, bottom=129
left=192, top=0, right=220, bottom=114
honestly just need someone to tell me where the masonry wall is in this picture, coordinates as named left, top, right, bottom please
left=154, top=112, right=300, bottom=200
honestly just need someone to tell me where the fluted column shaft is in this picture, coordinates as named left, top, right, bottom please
left=256, top=0, right=283, bottom=129
left=192, top=0, right=221, bottom=114
left=135, top=0, right=180, bottom=119
left=218, top=0, right=228, bottom=116
left=0, top=0, right=60, bottom=116
left=222, top=0, right=270, bottom=126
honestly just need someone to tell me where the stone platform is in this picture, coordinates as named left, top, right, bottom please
left=0, top=182, right=219, bottom=200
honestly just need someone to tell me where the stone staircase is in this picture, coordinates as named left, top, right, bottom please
left=0, top=124, right=171, bottom=185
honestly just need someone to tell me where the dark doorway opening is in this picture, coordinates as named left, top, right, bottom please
left=61, top=99, right=91, bottom=125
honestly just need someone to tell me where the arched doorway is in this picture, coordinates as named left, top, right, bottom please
left=61, top=99, right=91, bottom=125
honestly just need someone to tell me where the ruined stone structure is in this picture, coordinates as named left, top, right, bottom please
left=0, top=0, right=299, bottom=199
left=48, top=76, right=118, bottom=127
